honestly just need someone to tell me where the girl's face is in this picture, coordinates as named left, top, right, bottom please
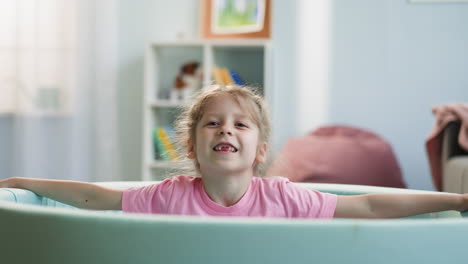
left=189, top=94, right=267, bottom=177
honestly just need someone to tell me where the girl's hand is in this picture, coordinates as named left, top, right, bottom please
left=458, top=193, right=468, bottom=212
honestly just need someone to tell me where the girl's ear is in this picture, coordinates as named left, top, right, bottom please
left=255, top=142, right=268, bottom=164
left=187, top=139, right=196, bottom=159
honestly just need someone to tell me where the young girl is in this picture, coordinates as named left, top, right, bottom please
left=1, top=85, right=467, bottom=218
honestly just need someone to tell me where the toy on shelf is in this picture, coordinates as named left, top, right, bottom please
left=171, top=61, right=203, bottom=103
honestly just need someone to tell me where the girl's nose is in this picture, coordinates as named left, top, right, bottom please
left=219, top=126, right=233, bottom=136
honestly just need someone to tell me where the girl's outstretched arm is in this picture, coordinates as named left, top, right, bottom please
left=334, top=193, right=468, bottom=219
left=0, top=177, right=122, bottom=210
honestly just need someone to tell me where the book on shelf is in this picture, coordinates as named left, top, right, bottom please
left=154, top=126, right=180, bottom=161
left=212, top=67, right=224, bottom=85
left=153, top=128, right=169, bottom=161
left=228, top=69, right=245, bottom=85
left=220, top=67, right=234, bottom=85
left=212, top=66, right=245, bottom=86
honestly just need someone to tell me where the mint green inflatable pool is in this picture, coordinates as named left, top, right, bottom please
left=1, top=181, right=467, bottom=264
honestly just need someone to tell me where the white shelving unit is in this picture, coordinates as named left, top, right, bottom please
left=142, top=39, right=272, bottom=181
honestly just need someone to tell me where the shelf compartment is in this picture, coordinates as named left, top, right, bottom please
left=150, top=45, right=204, bottom=100
left=212, top=46, right=265, bottom=93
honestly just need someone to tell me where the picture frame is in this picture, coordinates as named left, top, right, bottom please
left=200, top=0, right=271, bottom=39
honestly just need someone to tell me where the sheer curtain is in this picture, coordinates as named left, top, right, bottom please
left=0, top=0, right=120, bottom=182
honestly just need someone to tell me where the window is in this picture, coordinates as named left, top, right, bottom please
left=0, top=0, right=76, bottom=114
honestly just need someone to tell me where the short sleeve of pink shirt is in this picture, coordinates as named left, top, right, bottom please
left=122, top=175, right=337, bottom=219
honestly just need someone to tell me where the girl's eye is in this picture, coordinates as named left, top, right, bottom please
left=207, top=121, right=219, bottom=126
left=236, top=122, right=248, bottom=128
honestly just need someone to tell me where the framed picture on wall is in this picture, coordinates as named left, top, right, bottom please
left=200, top=0, right=271, bottom=39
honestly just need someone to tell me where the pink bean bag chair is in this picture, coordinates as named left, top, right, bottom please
left=267, top=125, right=406, bottom=188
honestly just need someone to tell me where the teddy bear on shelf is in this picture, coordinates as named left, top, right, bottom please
left=171, top=62, right=203, bottom=103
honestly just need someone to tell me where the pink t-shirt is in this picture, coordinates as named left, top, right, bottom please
left=122, top=175, right=337, bottom=219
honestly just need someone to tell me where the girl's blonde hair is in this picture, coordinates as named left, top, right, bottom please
left=173, top=85, right=271, bottom=177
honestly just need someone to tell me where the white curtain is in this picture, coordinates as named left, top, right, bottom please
left=0, top=0, right=120, bottom=182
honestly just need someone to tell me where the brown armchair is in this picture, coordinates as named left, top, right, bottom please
left=442, top=121, right=468, bottom=193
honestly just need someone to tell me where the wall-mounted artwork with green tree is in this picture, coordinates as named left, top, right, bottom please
left=200, top=0, right=271, bottom=39
left=211, top=0, right=265, bottom=34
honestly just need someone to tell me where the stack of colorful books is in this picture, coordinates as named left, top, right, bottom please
left=153, top=126, right=180, bottom=161
left=212, top=67, right=245, bottom=86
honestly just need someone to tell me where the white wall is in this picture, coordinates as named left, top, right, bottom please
left=117, top=0, right=200, bottom=181
left=295, top=0, right=331, bottom=136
